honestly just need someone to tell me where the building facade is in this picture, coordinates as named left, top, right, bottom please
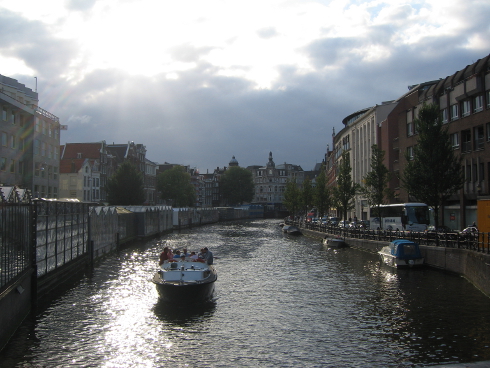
left=393, top=54, right=490, bottom=230
left=60, top=141, right=111, bottom=201
left=248, top=152, right=306, bottom=211
left=0, top=74, right=61, bottom=198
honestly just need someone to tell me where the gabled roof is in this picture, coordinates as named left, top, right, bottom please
left=61, top=142, right=105, bottom=160
left=107, top=145, right=128, bottom=162
left=60, top=158, right=91, bottom=174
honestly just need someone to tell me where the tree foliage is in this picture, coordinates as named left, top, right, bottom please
left=401, top=103, right=464, bottom=228
left=301, top=176, right=314, bottom=214
left=156, top=166, right=196, bottom=207
left=105, top=161, right=145, bottom=205
left=333, top=151, right=358, bottom=220
left=283, top=178, right=302, bottom=216
left=220, top=166, right=255, bottom=205
left=360, top=144, right=393, bottom=227
left=313, top=168, right=332, bottom=217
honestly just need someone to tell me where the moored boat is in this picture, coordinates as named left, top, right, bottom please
left=378, top=239, right=424, bottom=268
left=286, top=226, right=302, bottom=235
left=152, top=260, right=217, bottom=303
left=322, top=236, right=347, bottom=248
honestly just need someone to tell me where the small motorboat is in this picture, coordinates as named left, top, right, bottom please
left=378, top=239, right=424, bottom=268
left=323, top=236, right=347, bottom=248
left=152, top=260, right=217, bottom=303
left=286, top=226, right=302, bottom=235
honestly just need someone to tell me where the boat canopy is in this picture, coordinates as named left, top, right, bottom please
left=389, top=239, right=422, bottom=260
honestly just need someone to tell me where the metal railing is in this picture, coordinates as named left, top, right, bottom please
left=0, top=190, right=32, bottom=291
left=292, top=221, right=489, bottom=254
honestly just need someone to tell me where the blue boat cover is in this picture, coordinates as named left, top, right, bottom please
left=389, top=239, right=422, bottom=259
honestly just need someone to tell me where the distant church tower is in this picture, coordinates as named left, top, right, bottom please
left=229, top=155, right=239, bottom=167
left=266, top=151, right=275, bottom=169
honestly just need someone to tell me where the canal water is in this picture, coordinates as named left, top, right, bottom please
left=2, top=219, right=490, bottom=368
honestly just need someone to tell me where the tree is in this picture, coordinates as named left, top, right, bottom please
left=359, top=144, right=393, bottom=228
left=401, top=103, right=464, bottom=229
left=220, top=166, right=255, bottom=205
left=283, top=178, right=302, bottom=217
left=156, top=166, right=196, bottom=207
left=105, top=161, right=145, bottom=205
left=301, top=176, right=314, bottom=215
left=333, top=151, right=358, bottom=221
left=313, top=168, right=332, bottom=217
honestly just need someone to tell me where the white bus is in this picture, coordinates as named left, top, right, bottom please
left=369, top=203, right=430, bottom=232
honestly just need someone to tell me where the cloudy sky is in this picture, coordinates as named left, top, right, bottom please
left=1, top=0, right=489, bottom=173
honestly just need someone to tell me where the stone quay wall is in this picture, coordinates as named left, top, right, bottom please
left=301, top=228, right=490, bottom=298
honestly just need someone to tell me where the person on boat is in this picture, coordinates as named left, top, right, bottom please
left=182, top=248, right=189, bottom=257
left=173, top=250, right=181, bottom=259
left=202, top=247, right=213, bottom=265
left=190, top=251, right=198, bottom=260
left=159, top=247, right=169, bottom=265
left=167, top=249, right=175, bottom=262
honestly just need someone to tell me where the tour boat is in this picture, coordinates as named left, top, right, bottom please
left=378, top=239, right=424, bottom=268
left=152, top=260, right=217, bottom=303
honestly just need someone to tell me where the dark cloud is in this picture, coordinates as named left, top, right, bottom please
left=0, top=9, right=79, bottom=78
left=3, top=2, right=490, bottom=172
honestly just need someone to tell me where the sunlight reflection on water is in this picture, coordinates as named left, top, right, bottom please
left=2, top=219, right=490, bottom=368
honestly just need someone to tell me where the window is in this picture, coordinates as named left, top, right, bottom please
left=10, top=135, right=15, bottom=149
left=20, top=115, right=25, bottom=127
left=487, top=90, right=490, bottom=109
left=35, top=118, right=40, bottom=132
left=35, top=162, right=41, bottom=177
left=10, top=159, right=15, bottom=173
left=474, top=95, right=483, bottom=113
left=461, top=129, right=471, bottom=152
left=450, top=133, right=459, bottom=149
left=462, top=100, right=471, bottom=117
left=1, top=132, right=7, bottom=146
left=10, top=111, right=15, bottom=124
left=2, top=107, right=7, bottom=121
left=407, top=120, right=414, bottom=136
left=41, top=142, right=45, bottom=156
left=474, top=126, right=484, bottom=150
left=406, top=146, right=414, bottom=160
left=451, top=104, right=459, bottom=121
left=441, top=108, right=448, bottom=123
left=0, top=157, right=6, bottom=171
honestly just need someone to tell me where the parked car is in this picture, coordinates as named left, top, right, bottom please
left=328, top=217, right=340, bottom=226
left=359, top=220, right=370, bottom=229
left=338, top=220, right=350, bottom=228
left=425, top=225, right=458, bottom=240
left=459, top=226, right=479, bottom=241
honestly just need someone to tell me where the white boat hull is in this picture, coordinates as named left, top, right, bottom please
left=378, top=252, right=424, bottom=268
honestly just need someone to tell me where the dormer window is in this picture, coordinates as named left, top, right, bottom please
left=77, top=153, right=82, bottom=158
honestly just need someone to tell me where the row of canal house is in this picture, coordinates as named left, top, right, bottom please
left=327, top=53, right=490, bottom=231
